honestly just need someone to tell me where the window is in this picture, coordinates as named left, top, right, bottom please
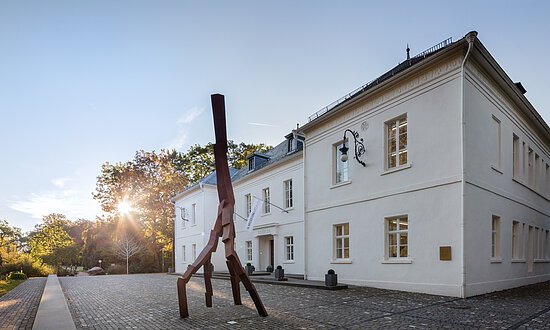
left=492, top=115, right=501, bottom=169
left=491, top=215, right=501, bottom=259
left=285, top=236, right=294, bottom=261
left=512, top=221, right=520, bottom=259
left=182, top=245, right=186, bottom=262
left=528, top=148, right=534, bottom=186
left=192, top=244, right=197, bottom=261
left=180, top=207, right=187, bottom=228
left=535, top=154, right=541, bottom=190
left=334, top=223, right=349, bottom=259
left=513, top=135, right=520, bottom=178
left=335, top=142, right=349, bottom=183
left=284, top=179, right=293, bottom=209
left=386, top=116, right=408, bottom=169
left=287, top=137, right=296, bottom=153
left=262, top=188, right=270, bottom=214
left=248, top=158, right=255, bottom=171
left=245, top=194, right=252, bottom=216
left=386, top=216, right=408, bottom=258
left=191, top=203, right=196, bottom=225
left=246, top=241, right=253, bottom=262
left=545, top=230, right=550, bottom=260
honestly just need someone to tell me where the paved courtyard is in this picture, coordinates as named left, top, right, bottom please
left=2, top=274, right=550, bottom=329
left=56, top=274, right=550, bottom=329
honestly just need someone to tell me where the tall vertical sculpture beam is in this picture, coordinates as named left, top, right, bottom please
left=177, top=94, right=268, bottom=318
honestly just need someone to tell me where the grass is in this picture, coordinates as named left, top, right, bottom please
left=0, top=278, right=25, bottom=297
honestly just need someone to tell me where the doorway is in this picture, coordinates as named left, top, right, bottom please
left=258, top=235, right=274, bottom=271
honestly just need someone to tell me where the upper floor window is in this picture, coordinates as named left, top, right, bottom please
left=284, top=179, right=293, bottom=209
left=334, top=223, right=349, bottom=260
left=386, top=115, right=408, bottom=169
left=191, top=203, right=196, bottom=225
left=262, top=187, right=270, bottom=214
left=513, top=135, right=520, bottom=178
left=491, top=115, right=501, bottom=170
left=248, top=158, right=255, bottom=172
left=245, top=194, right=252, bottom=216
left=288, top=137, right=296, bottom=153
left=335, top=141, right=349, bottom=183
left=386, top=215, right=408, bottom=259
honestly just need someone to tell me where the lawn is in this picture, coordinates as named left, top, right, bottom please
left=0, top=278, right=25, bottom=297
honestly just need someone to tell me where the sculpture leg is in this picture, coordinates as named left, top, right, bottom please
left=177, top=277, right=189, bottom=318
left=226, top=260, right=242, bottom=305
left=204, top=259, right=213, bottom=307
left=227, top=255, right=268, bottom=317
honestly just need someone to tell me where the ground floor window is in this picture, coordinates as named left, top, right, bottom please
left=182, top=245, right=186, bottom=262
left=285, top=236, right=294, bottom=261
left=192, top=244, right=197, bottom=261
left=334, top=223, right=349, bottom=259
left=492, top=215, right=501, bottom=259
left=246, top=240, right=253, bottom=262
left=386, top=215, right=408, bottom=258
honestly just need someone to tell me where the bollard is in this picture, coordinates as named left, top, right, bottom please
left=325, top=269, right=338, bottom=287
left=274, top=265, right=286, bottom=281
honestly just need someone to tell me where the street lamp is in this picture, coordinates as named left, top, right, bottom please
left=339, top=129, right=366, bottom=167
left=99, top=259, right=102, bottom=269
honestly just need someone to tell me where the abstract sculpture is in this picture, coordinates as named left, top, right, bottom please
left=177, top=94, right=268, bottom=318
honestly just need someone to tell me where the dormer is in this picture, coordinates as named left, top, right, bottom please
left=247, top=152, right=270, bottom=172
left=285, top=130, right=305, bottom=154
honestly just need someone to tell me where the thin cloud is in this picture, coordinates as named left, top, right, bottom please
left=51, top=177, right=71, bottom=188
left=177, top=107, right=205, bottom=125
left=247, top=122, right=280, bottom=128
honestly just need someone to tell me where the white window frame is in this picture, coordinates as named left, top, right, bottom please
left=333, top=223, right=350, bottom=261
left=513, top=134, right=520, bottom=179
left=245, top=194, right=252, bottom=216
left=491, top=115, right=502, bottom=171
left=262, top=187, right=271, bottom=214
left=191, top=203, right=196, bottom=225
left=182, top=245, right=186, bottom=262
left=284, top=236, right=294, bottom=262
left=385, top=215, right=409, bottom=260
left=512, top=221, right=520, bottom=260
left=385, top=115, right=408, bottom=170
left=284, top=179, right=293, bottom=209
left=334, top=141, right=349, bottom=184
left=246, top=240, right=253, bottom=262
left=248, top=158, right=255, bottom=172
left=192, top=243, right=197, bottom=261
left=491, top=215, right=501, bottom=261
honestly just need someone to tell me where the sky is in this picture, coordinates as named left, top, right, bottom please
left=1, top=1, right=549, bottom=233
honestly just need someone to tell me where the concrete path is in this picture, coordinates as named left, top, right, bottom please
left=32, top=275, right=76, bottom=330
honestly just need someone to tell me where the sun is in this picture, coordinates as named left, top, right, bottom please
left=117, top=199, right=133, bottom=215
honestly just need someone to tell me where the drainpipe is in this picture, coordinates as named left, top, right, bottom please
left=460, top=31, right=477, bottom=298
left=302, top=137, right=308, bottom=279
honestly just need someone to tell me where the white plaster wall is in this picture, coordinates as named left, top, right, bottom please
left=304, top=57, right=465, bottom=296
left=233, top=156, right=305, bottom=275
left=462, top=64, right=550, bottom=296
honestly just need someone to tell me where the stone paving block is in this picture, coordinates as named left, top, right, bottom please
left=347, top=314, right=475, bottom=329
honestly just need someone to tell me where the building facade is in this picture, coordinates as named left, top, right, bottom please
left=173, top=31, right=550, bottom=297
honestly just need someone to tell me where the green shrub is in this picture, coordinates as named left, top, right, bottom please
left=0, top=254, right=53, bottom=277
left=7, top=271, right=27, bottom=280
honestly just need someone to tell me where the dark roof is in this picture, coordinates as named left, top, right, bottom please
left=307, top=37, right=454, bottom=123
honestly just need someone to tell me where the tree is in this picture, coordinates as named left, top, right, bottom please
left=28, top=214, right=76, bottom=272
left=0, top=220, right=21, bottom=267
left=113, top=233, right=143, bottom=274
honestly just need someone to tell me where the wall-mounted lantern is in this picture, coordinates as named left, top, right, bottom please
left=339, top=129, right=366, bottom=167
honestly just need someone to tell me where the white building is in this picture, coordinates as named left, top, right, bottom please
left=174, top=31, right=550, bottom=297
left=173, top=134, right=305, bottom=275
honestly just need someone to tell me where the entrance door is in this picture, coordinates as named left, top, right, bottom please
left=269, top=239, right=274, bottom=269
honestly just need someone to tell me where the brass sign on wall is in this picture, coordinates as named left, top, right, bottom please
left=440, top=246, right=452, bottom=261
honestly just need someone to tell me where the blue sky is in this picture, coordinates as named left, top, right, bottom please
left=1, top=1, right=549, bottom=232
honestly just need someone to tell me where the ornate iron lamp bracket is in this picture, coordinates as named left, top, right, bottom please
left=339, top=129, right=366, bottom=167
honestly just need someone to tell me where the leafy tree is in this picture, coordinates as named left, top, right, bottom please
left=28, top=214, right=76, bottom=272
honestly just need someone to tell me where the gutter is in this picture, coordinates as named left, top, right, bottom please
left=460, top=31, right=477, bottom=298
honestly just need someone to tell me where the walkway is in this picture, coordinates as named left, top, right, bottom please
left=0, top=278, right=46, bottom=330
left=32, top=275, right=76, bottom=330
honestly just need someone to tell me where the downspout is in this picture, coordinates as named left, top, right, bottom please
left=460, top=31, right=477, bottom=298
left=302, top=138, right=308, bottom=279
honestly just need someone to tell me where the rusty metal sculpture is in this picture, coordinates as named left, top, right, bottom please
left=177, top=94, right=268, bottom=318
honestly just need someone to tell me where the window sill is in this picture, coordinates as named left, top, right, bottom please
left=283, top=260, right=295, bottom=264
left=491, top=165, right=503, bottom=174
left=261, top=213, right=271, bottom=217
left=511, top=259, right=526, bottom=263
left=534, top=259, right=550, bottom=263
left=381, top=258, right=413, bottom=264
left=490, top=258, right=502, bottom=263
left=331, top=258, right=353, bottom=264
left=330, top=180, right=352, bottom=189
left=381, top=163, right=412, bottom=176
left=284, top=207, right=294, bottom=212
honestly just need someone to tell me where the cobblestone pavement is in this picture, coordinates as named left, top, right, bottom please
left=0, top=278, right=47, bottom=330
left=58, top=274, right=550, bottom=329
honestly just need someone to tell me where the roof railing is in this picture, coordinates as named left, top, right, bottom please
left=307, top=37, right=452, bottom=123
